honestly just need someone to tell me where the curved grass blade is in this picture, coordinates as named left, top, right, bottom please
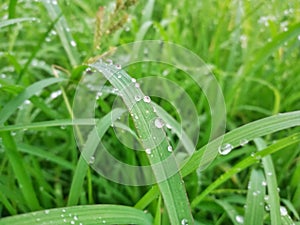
left=0, top=77, right=66, bottom=125
left=0, top=204, right=153, bottom=225
left=67, top=108, right=126, bottom=206
left=190, top=133, right=300, bottom=208
left=182, top=111, right=300, bottom=177
left=244, top=169, right=265, bottom=225
left=89, top=60, right=194, bottom=225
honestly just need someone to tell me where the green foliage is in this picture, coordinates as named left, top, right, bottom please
left=0, top=0, right=300, bottom=224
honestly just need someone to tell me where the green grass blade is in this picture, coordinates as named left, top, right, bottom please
left=190, top=133, right=300, bottom=208
left=1, top=131, right=41, bottom=211
left=18, top=143, right=74, bottom=170
left=67, top=108, right=126, bottom=206
left=254, top=138, right=281, bottom=225
left=0, top=204, right=153, bottom=225
left=182, top=111, right=300, bottom=177
left=8, top=0, right=18, bottom=19
left=90, top=60, right=194, bottom=225
left=134, top=185, right=160, bottom=210
left=0, top=18, right=35, bottom=28
left=215, top=199, right=242, bottom=225
left=244, top=169, right=265, bottom=225
left=0, top=119, right=95, bottom=132
left=41, top=0, right=80, bottom=67
left=0, top=78, right=66, bottom=125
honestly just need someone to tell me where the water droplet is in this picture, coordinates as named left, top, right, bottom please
left=131, top=78, right=136, bottom=83
left=265, top=205, right=270, bottom=211
left=262, top=181, right=267, bottom=186
left=166, top=124, right=172, bottom=129
left=96, top=92, right=103, bottom=99
left=45, top=210, right=50, bottom=214
left=167, top=145, right=173, bottom=152
left=24, top=99, right=31, bottom=105
left=280, top=206, right=288, bottom=216
left=134, top=95, right=141, bottom=102
left=181, top=218, right=188, bottom=225
left=62, top=209, right=66, bottom=213
left=218, top=143, right=233, bottom=155
left=89, top=156, right=95, bottom=164
left=145, top=148, right=151, bottom=155
left=267, top=172, right=272, bottom=176
left=50, top=30, right=57, bottom=35
left=240, top=139, right=249, bottom=146
left=117, top=74, right=122, bottom=78
left=50, top=90, right=62, bottom=99
left=70, top=221, right=75, bottom=225
left=74, top=216, right=78, bottom=220
left=264, top=195, right=269, bottom=201
left=298, top=35, right=300, bottom=41
left=154, top=118, right=164, bottom=128
left=162, top=70, right=169, bottom=76
left=70, top=40, right=77, bottom=47
left=143, top=96, right=151, bottom=103
left=135, top=83, right=140, bottom=88
left=235, top=215, right=244, bottom=224
left=115, top=64, right=122, bottom=69
left=102, top=220, right=106, bottom=223
left=106, top=59, right=113, bottom=65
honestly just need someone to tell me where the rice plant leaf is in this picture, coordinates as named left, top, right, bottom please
left=0, top=204, right=153, bottom=225
left=190, top=133, right=300, bottom=208
left=0, top=18, right=35, bottom=28
left=244, top=169, right=265, bottom=225
left=0, top=77, right=66, bottom=125
left=67, top=108, right=126, bottom=206
left=254, top=138, right=281, bottom=225
left=41, top=0, right=80, bottom=67
left=89, top=60, right=194, bottom=225
left=182, top=111, right=300, bottom=177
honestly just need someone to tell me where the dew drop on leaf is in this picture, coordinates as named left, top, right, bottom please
left=181, top=218, right=188, bottom=225
left=135, top=95, right=141, bottom=102
left=235, top=215, right=244, bottom=224
left=143, top=96, right=151, bottom=103
left=280, top=206, right=288, bottom=216
left=240, top=139, right=249, bottom=146
left=154, top=118, right=164, bottom=128
left=89, top=156, right=95, bottom=164
left=70, top=40, right=77, bottom=47
left=218, top=143, right=233, bottom=155
left=145, top=148, right=151, bottom=155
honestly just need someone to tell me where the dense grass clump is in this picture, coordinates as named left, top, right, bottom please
left=0, top=0, right=300, bottom=224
